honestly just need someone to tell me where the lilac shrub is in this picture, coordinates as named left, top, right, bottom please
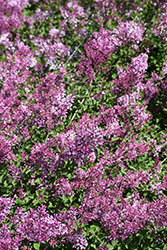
left=0, top=0, right=167, bottom=249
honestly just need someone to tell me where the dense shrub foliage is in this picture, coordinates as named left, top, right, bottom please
left=0, top=0, right=167, bottom=249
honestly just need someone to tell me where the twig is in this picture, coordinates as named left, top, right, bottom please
left=161, top=157, right=167, bottom=165
left=68, top=79, right=93, bottom=126
left=68, top=89, right=89, bottom=125
left=63, top=34, right=89, bottom=68
left=44, top=245, right=49, bottom=250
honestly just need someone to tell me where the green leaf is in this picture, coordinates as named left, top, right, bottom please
left=0, top=175, right=3, bottom=184
left=11, top=56, right=15, bottom=65
left=33, top=198, right=39, bottom=206
left=48, top=201, right=53, bottom=208
left=82, top=76, right=89, bottom=83
left=33, top=242, right=40, bottom=250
